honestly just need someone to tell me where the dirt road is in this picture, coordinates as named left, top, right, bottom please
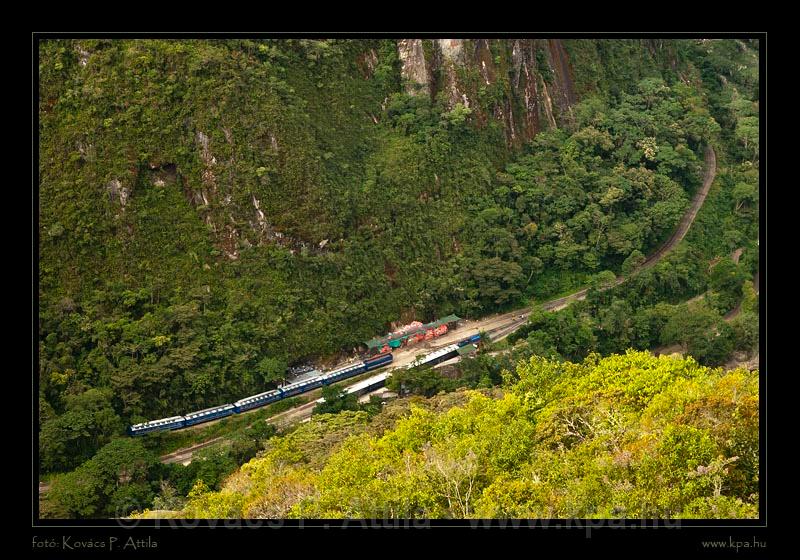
left=640, top=145, right=717, bottom=270
left=725, top=269, right=760, bottom=321
left=160, top=437, right=225, bottom=465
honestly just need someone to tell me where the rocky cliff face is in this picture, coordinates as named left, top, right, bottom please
left=398, top=39, right=578, bottom=147
left=41, top=38, right=683, bottom=272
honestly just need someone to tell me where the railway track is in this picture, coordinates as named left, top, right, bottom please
left=160, top=437, right=225, bottom=465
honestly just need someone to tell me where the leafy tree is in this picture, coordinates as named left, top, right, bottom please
left=256, top=356, right=288, bottom=385
left=358, top=394, right=385, bottom=417
left=313, top=385, right=360, bottom=415
left=39, top=388, right=123, bottom=472
left=169, top=447, right=238, bottom=496
left=734, top=116, right=759, bottom=162
left=687, top=321, right=736, bottom=366
left=387, top=366, right=452, bottom=397
left=708, top=257, right=749, bottom=313
left=660, top=305, right=720, bottom=348
left=732, top=181, right=758, bottom=214
left=710, top=257, right=747, bottom=295
left=46, top=438, right=159, bottom=518
left=622, top=249, right=646, bottom=276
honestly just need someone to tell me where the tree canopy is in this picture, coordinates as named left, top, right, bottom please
left=162, top=352, right=758, bottom=519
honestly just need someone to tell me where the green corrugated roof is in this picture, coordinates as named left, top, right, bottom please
left=363, top=315, right=461, bottom=348
left=426, top=314, right=461, bottom=328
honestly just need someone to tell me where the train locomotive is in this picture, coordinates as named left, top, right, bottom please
left=127, top=333, right=479, bottom=437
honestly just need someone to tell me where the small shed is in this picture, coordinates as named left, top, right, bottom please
left=427, top=314, right=461, bottom=329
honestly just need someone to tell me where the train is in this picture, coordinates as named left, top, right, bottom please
left=313, top=333, right=484, bottom=406
left=403, top=333, right=482, bottom=370
left=127, top=332, right=482, bottom=437
left=126, top=352, right=393, bottom=436
left=457, top=333, right=482, bottom=347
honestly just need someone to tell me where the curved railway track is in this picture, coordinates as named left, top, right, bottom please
left=539, top=144, right=717, bottom=313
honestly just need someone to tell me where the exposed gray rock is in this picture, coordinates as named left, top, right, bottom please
left=362, top=48, right=378, bottom=75
left=398, top=39, right=428, bottom=95
left=76, top=45, right=90, bottom=67
left=196, top=131, right=217, bottom=166
left=437, top=39, right=464, bottom=63
left=76, top=140, right=95, bottom=162
left=107, top=179, right=129, bottom=207
left=252, top=194, right=269, bottom=231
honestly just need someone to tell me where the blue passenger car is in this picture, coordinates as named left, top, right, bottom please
left=457, top=334, right=481, bottom=347
left=183, top=404, right=236, bottom=427
left=233, top=389, right=284, bottom=413
left=280, top=376, right=324, bottom=398
left=127, top=415, right=186, bottom=436
left=320, top=362, right=366, bottom=385
left=128, top=352, right=398, bottom=437
left=364, top=352, right=393, bottom=370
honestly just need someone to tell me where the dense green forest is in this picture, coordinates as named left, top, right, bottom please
left=38, top=38, right=759, bottom=518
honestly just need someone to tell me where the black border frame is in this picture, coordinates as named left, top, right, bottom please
left=32, top=30, right=768, bottom=555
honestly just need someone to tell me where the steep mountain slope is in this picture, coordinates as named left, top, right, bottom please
left=37, top=39, right=753, bottom=477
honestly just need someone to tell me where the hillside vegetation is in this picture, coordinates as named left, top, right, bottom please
left=38, top=38, right=759, bottom=519
left=139, top=352, right=758, bottom=519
